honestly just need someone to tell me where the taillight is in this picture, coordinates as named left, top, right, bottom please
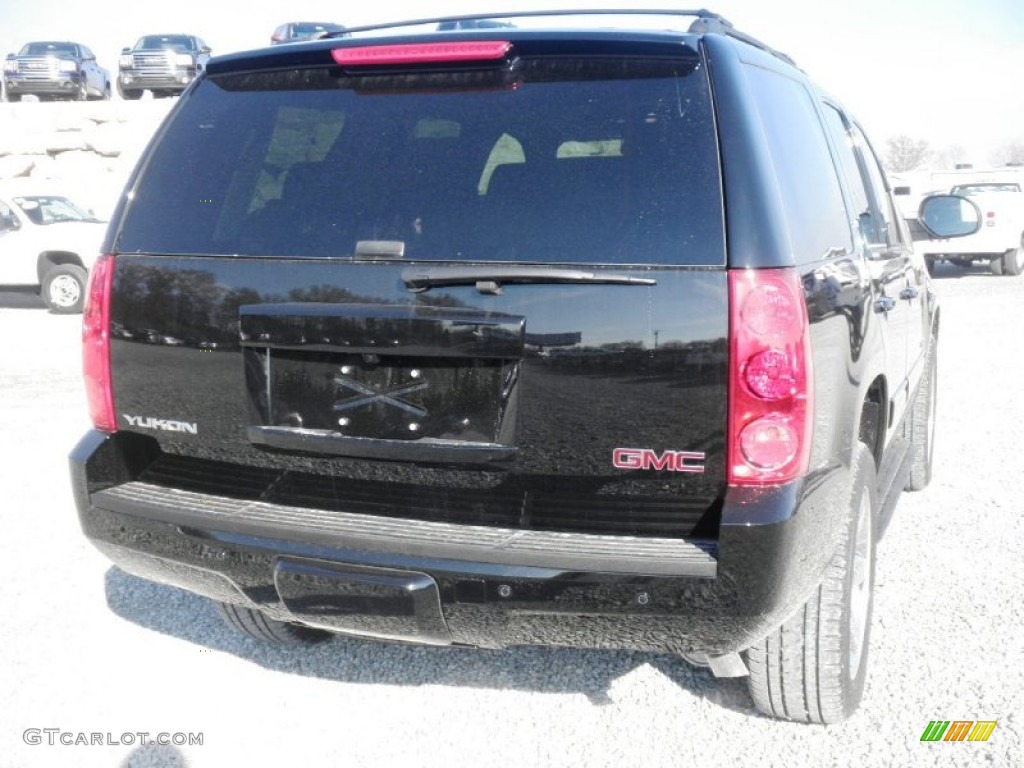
left=83, top=254, right=117, bottom=432
left=727, top=268, right=813, bottom=485
left=332, top=41, right=512, bottom=66
left=985, top=210, right=996, bottom=227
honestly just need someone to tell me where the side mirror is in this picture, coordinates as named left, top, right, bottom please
left=121, top=47, right=131, bottom=54
left=5, top=53, right=14, bottom=61
left=918, top=194, right=982, bottom=239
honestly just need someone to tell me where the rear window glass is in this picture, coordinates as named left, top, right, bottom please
left=117, top=56, right=724, bottom=266
left=951, top=183, right=1021, bottom=194
left=13, top=196, right=97, bottom=225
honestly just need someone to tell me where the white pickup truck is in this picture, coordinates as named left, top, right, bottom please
left=913, top=182, right=1024, bottom=276
left=0, top=186, right=107, bottom=312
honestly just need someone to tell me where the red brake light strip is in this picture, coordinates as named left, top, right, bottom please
left=332, top=41, right=512, bottom=67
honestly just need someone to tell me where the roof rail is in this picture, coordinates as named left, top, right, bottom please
left=331, top=8, right=797, bottom=68
left=685, top=11, right=798, bottom=67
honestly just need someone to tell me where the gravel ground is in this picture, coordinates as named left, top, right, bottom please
left=0, top=262, right=1021, bottom=768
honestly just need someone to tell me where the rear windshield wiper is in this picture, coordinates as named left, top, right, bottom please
left=401, top=266, right=657, bottom=294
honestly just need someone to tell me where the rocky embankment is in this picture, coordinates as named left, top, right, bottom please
left=0, top=100, right=173, bottom=217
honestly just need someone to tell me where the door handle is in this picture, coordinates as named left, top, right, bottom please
left=899, top=286, right=919, bottom=301
left=874, top=296, right=896, bottom=314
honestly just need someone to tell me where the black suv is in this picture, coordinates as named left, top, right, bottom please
left=116, top=34, right=211, bottom=99
left=73, top=10, right=949, bottom=723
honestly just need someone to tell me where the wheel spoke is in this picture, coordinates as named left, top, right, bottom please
left=48, top=275, right=82, bottom=308
left=848, top=492, right=873, bottom=680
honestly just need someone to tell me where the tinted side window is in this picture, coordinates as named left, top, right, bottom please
left=821, top=105, right=877, bottom=243
left=744, top=65, right=852, bottom=263
left=821, top=106, right=904, bottom=248
left=852, top=124, right=903, bottom=247
left=117, top=57, right=725, bottom=267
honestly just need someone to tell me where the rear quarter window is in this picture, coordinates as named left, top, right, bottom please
left=743, top=65, right=853, bottom=263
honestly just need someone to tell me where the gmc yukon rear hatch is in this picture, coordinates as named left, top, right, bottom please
left=103, top=36, right=728, bottom=540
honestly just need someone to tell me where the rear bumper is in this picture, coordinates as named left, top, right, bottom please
left=71, top=430, right=852, bottom=655
left=915, top=229, right=1019, bottom=257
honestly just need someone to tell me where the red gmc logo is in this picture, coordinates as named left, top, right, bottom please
left=612, top=448, right=706, bottom=473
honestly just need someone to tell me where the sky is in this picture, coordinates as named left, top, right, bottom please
left=3, top=0, right=1023, bottom=166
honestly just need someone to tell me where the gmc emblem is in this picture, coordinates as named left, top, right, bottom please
left=612, top=448, right=706, bottom=473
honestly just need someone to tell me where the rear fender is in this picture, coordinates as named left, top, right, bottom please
left=37, top=251, right=86, bottom=283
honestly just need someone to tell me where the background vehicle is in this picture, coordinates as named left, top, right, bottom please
left=436, top=19, right=515, bottom=30
left=3, top=41, right=110, bottom=102
left=117, top=34, right=211, bottom=99
left=270, top=22, right=348, bottom=44
left=0, top=186, right=106, bottom=312
left=913, top=186, right=1024, bottom=275
left=73, top=9, right=952, bottom=723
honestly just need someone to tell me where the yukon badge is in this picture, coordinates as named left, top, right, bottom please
left=124, top=415, right=198, bottom=435
left=613, top=448, right=706, bottom=473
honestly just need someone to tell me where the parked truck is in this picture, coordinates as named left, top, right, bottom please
left=3, top=41, right=110, bottom=102
left=0, top=184, right=106, bottom=312
left=912, top=185, right=1024, bottom=275
left=117, top=34, right=211, bottom=99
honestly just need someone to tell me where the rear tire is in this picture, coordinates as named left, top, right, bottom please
left=905, top=338, right=937, bottom=491
left=746, top=445, right=877, bottom=723
left=215, top=601, right=332, bottom=645
left=1002, top=238, right=1024, bottom=276
left=41, top=264, right=87, bottom=314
